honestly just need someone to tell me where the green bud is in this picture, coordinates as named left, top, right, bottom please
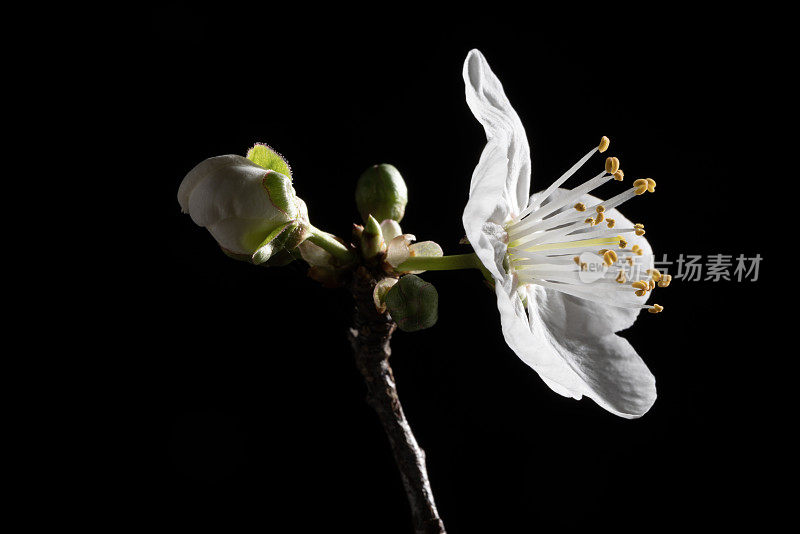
left=355, top=164, right=408, bottom=223
left=385, top=275, right=438, bottom=332
left=360, top=215, right=385, bottom=260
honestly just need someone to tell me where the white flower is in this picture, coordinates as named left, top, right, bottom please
left=178, top=155, right=308, bottom=263
left=463, top=49, right=667, bottom=418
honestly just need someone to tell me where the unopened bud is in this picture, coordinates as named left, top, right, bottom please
left=385, top=274, right=438, bottom=332
left=355, top=164, right=408, bottom=223
left=178, top=155, right=309, bottom=265
left=361, top=215, right=386, bottom=259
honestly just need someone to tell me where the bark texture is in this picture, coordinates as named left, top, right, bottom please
left=348, top=266, right=446, bottom=534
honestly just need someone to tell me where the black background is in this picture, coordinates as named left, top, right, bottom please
left=114, top=5, right=784, bottom=532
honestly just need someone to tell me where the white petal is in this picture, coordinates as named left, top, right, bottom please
left=462, top=142, right=513, bottom=281
left=494, top=279, right=588, bottom=399
left=183, top=155, right=281, bottom=227
left=380, top=219, right=402, bottom=242
left=178, top=155, right=236, bottom=213
left=463, top=49, right=531, bottom=216
left=206, top=217, right=277, bottom=255
left=386, top=234, right=416, bottom=268
left=529, top=284, right=657, bottom=418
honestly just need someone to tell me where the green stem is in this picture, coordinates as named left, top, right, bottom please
left=397, top=253, right=482, bottom=272
left=306, top=225, right=355, bottom=264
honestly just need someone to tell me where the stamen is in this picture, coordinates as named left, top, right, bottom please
left=603, top=249, right=618, bottom=266
left=512, top=235, right=622, bottom=253
left=648, top=304, right=664, bottom=314
left=518, top=144, right=604, bottom=219
left=502, top=135, right=664, bottom=312
left=518, top=171, right=612, bottom=226
left=605, top=157, right=620, bottom=174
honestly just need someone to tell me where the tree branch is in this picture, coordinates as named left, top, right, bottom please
left=348, top=266, right=446, bottom=534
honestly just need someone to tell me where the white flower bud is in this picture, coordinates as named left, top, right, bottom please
left=178, top=155, right=308, bottom=263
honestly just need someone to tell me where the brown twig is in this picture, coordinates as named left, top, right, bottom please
left=348, top=266, right=446, bottom=534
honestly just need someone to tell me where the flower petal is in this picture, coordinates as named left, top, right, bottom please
left=530, top=285, right=657, bottom=418
left=182, top=155, right=282, bottom=227
left=463, top=143, right=514, bottom=281
left=463, top=49, right=531, bottom=216
left=385, top=234, right=416, bottom=268
left=494, top=279, right=588, bottom=400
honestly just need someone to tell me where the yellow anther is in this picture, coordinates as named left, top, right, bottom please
left=613, top=169, right=624, bottom=181
left=635, top=228, right=646, bottom=236
left=574, top=202, right=587, bottom=212
left=634, top=185, right=647, bottom=195
left=647, top=268, right=662, bottom=282
left=646, top=178, right=656, bottom=193
left=594, top=212, right=605, bottom=224
left=635, top=289, right=647, bottom=297
left=657, top=274, right=672, bottom=288
left=648, top=280, right=656, bottom=290
left=631, top=281, right=648, bottom=291
left=605, top=156, right=620, bottom=174
left=606, top=218, right=616, bottom=228
left=573, top=256, right=581, bottom=265
left=631, top=244, right=641, bottom=252
left=585, top=217, right=595, bottom=224
left=598, top=136, right=610, bottom=153
left=596, top=205, right=605, bottom=213
left=598, top=248, right=608, bottom=255
left=603, top=249, right=618, bottom=266
left=618, top=239, right=627, bottom=248
left=616, top=271, right=626, bottom=284
left=633, top=179, right=647, bottom=188
left=634, top=223, right=644, bottom=229
left=627, top=257, right=634, bottom=266
left=636, top=249, right=643, bottom=256
left=648, top=304, right=664, bottom=314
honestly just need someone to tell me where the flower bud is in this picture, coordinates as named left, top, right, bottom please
left=178, top=155, right=309, bottom=264
left=355, top=164, right=408, bottom=223
left=360, top=215, right=386, bottom=260
left=385, top=274, right=438, bottom=332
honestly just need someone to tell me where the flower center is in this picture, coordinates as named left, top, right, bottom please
left=503, top=137, right=667, bottom=313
